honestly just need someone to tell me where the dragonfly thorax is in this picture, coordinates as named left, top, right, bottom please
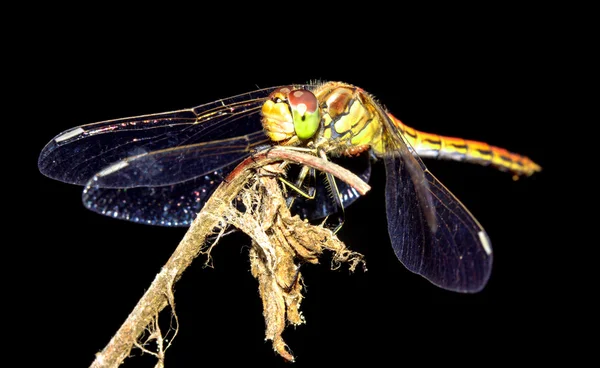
left=260, top=83, right=386, bottom=157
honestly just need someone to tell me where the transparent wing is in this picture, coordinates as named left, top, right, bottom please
left=88, top=130, right=268, bottom=188
left=83, top=167, right=230, bottom=227
left=384, top=155, right=492, bottom=292
left=39, top=84, right=336, bottom=226
left=378, top=106, right=493, bottom=292
left=38, top=86, right=283, bottom=185
left=80, top=132, right=267, bottom=227
left=84, top=138, right=370, bottom=227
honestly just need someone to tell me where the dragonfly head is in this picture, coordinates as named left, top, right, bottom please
left=261, top=86, right=320, bottom=142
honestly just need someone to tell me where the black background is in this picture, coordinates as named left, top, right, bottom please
left=20, top=9, right=561, bottom=368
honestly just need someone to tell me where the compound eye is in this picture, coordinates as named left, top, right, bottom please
left=270, top=86, right=293, bottom=103
left=288, top=89, right=320, bottom=139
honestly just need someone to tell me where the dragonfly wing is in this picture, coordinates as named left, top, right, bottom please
left=38, top=86, right=281, bottom=185
left=83, top=167, right=231, bottom=227
left=82, top=137, right=367, bottom=227
left=384, top=154, right=493, bottom=292
left=80, top=132, right=268, bottom=225
left=372, top=100, right=492, bottom=292
left=88, top=131, right=267, bottom=188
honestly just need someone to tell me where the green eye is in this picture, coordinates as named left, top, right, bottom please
left=288, top=89, right=320, bottom=139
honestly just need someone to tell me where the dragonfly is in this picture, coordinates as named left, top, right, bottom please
left=38, top=81, right=541, bottom=293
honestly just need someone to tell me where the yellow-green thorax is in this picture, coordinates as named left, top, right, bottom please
left=260, top=82, right=387, bottom=156
left=312, top=82, right=386, bottom=155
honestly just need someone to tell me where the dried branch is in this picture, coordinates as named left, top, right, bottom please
left=90, top=147, right=371, bottom=367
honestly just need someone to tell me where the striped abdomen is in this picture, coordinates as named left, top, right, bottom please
left=389, top=115, right=541, bottom=177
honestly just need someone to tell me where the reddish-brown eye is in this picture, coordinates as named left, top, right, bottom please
left=269, top=86, right=293, bottom=102
left=288, top=89, right=318, bottom=113
left=288, top=89, right=320, bottom=139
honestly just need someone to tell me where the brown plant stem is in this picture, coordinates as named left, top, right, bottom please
left=89, top=147, right=370, bottom=368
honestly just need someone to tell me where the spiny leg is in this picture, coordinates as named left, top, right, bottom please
left=266, top=146, right=320, bottom=205
left=319, top=151, right=345, bottom=234
left=282, top=152, right=346, bottom=233
left=272, top=147, right=345, bottom=233
left=282, top=165, right=317, bottom=210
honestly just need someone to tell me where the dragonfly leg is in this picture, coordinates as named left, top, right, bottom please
left=280, top=164, right=316, bottom=204
left=318, top=150, right=345, bottom=234
left=273, top=148, right=345, bottom=233
left=322, top=176, right=345, bottom=234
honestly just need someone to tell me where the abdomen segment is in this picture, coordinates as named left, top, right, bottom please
left=389, top=114, right=542, bottom=177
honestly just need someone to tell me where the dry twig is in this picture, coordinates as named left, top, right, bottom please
left=90, top=147, right=370, bottom=367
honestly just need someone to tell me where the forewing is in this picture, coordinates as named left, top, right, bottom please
left=38, top=86, right=280, bottom=185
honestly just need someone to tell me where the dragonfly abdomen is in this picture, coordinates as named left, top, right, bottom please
left=389, top=115, right=542, bottom=177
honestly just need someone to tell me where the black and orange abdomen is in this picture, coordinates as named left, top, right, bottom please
left=389, top=114, right=541, bottom=177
